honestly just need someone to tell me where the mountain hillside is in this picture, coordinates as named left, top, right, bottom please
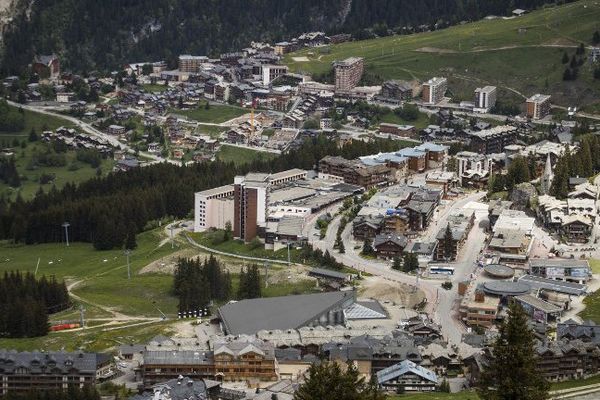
left=0, top=0, right=558, bottom=73
left=285, top=0, right=600, bottom=109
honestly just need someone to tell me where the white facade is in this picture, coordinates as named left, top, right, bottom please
left=194, top=185, right=235, bottom=232
left=474, top=86, right=497, bottom=113
left=56, top=92, right=75, bottom=103
left=262, top=65, right=289, bottom=86
left=456, top=151, right=493, bottom=186
left=422, top=77, right=447, bottom=105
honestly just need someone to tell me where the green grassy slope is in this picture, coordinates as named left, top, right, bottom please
left=285, top=0, right=600, bottom=107
left=216, top=144, right=277, bottom=165
left=170, top=104, right=248, bottom=123
left=0, top=106, right=114, bottom=201
left=0, top=105, right=75, bottom=141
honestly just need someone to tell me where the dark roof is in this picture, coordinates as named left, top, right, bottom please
left=405, top=241, right=437, bottom=255
left=119, top=344, right=145, bottom=355
left=373, top=234, right=408, bottom=248
left=405, top=200, right=435, bottom=214
left=557, top=320, right=600, bottom=342
left=529, top=259, right=589, bottom=269
left=519, top=275, right=587, bottom=296
left=308, top=268, right=351, bottom=281
left=0, top=350, right=98, bottom=375
left=218, top=291, right=356, bottom=335
left=131, top=376, right=208, bottom=400
left=481, top=281, right=531, bottom=296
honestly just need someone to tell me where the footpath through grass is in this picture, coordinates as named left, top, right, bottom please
left=0, top=320, right=179, bottom=353
left=284, top=0, right=600, bottom=107
left=0, top=141, right=114, bottom=201
left=0, top=228, right=184, bottom=318
left=188, top=231, right=302, bottom=263
left=0, top=104, right=75, bottom=141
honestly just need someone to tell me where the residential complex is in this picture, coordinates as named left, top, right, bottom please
left=422, top=77, right=447, bottom=105
left=333, top=57, right=364, bottom=91
left=194, top=185, right=235, bottom=232
left=0, top=350, right=108, bottom=393
left=178, top=55, right=208, bottom=73
left=526, top=94, right=552, bottom=120
left=474, top=86, right=497, bottom=113
left=466, top=125, right=517, bottom=154
left=262, top=64, right=289, bottom=86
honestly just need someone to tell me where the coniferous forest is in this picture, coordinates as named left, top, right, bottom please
left=1, top=0, right=563, bottom=74
left=0, top=271, right=70, bottom=338
left=173, top=255, right=232, bottom=313
left=0, top=135, right=407, bottom=249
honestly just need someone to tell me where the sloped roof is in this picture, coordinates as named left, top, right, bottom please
left=376, top=360, right=438, bottom=384
left=218, top=291, right=356, bottom=335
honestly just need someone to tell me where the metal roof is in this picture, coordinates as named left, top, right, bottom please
left=519, top=275, right=587, bottom=296
left=218, top=291, right=356, bottom=335
left=482, top=281, right=531, bottom=296
left=0, top=350, right=99, bottom=374
left=308, top=268, right=351, bottom=281
left=529, top=259, right=589, bottom=269
left=376, top=360, right=438, bottom=385
left=515, top=294, right=563, bottom=314
left=143, top=350, right=214, bottom=365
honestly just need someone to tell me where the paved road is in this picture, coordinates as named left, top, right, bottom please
left=8, top=100, right=179, bottom=165
left=185, top=232, right=292, bottom=266
left=309, top=191, right=488, bottom=344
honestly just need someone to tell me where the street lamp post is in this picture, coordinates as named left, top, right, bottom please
left=62, top=222, right=70, bottom=247
left=124, top=249, right=131, bottom=280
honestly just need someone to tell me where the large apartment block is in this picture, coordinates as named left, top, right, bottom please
left=234, top=173, right=270, bottom=242
left=178, top=55, right=208, bottom=73
left=526, top=94, right=551, bottom=120
left=333, top=57, right=364, bottom=91
left=194, top=185, right=235, bottom=232
left=194, top=169, right=308, bottom=240
left=319, top=156, right=391, bottom=189
left=422, top=77, right=447, bottom=104
left=262, top=64, right=289, bottom=86
left=466, top=125, right=517, bottom=154
left=474, top=86, right=497, bottom=113
left=0, top=350, right=102, bottom=394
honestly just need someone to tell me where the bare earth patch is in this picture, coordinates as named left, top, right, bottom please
left=543, top=37, right=577, bottom=46
left=415, top=47, right=458, bottom=54
left=359, top=276, right=425, bottom=308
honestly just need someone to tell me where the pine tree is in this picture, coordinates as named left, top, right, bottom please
left=362, top=238, right=373, bottom=255
left=561, top=52, right=569, bottom=64
left=392, top=256, right=402, bottom=271
left=594, top=31, right=600, bottom=45
left=580, top=140, right=593, bottom=177
left=224, top=221, right=232, bottom=241
left=124, top=223, right=137, bottom=250
left=294, top=361, right=366, bottom=400
left=478, top=302, right=549, bottom=400
left=402, top=252, right=419, bottom=273
left=338, top=241, right=345, bottom=254
left=28, top=127, right=38, bottom=142
left=443, top=224, right=454, bottom=261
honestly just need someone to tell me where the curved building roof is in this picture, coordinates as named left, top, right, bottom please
left=482, top=281, right=530, bottom=296
left=484, top=264, right=515, bottom=279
